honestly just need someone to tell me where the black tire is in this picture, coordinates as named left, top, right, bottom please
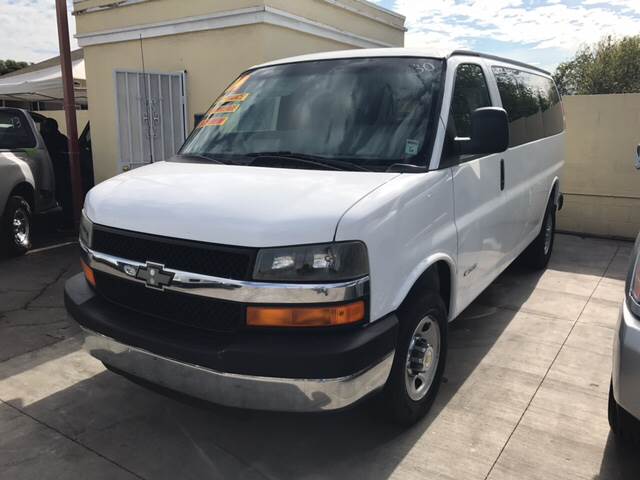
left=522, top=199, right=556, bottom=270
left=381, top=291, right=447, bottom=426
left=2, top=196, right=32, bottom=256
left=609, top=381, right=640, bottom=443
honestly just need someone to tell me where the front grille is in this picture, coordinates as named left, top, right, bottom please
left=92, top=225, right=256, bottom=280
left=94, top=272, right=244, bottom=333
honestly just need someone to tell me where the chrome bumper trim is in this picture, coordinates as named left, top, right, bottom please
left=82, top=328, right=394, bottom=412
left=81, top=243, right=369, bottom=304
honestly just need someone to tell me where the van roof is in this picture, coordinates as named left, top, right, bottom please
left=252, top=48, right=551, bottom=76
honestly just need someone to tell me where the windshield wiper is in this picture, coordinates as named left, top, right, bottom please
left=386, top=163, right=427, bottom=173
left=245, top=151, right=371, bottom=172
left=173, top=153, right=229, bottom=165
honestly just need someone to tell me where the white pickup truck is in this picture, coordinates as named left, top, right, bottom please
left=0, top=108, right=57, bottom=255
left=65, top=49, right=564, bottom=425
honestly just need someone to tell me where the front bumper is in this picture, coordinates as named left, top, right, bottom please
left=612, top=300, right=640, bottom=420
left=82, top=328, right=393, bottom=412
left=65, top=273, right=397, bottom=412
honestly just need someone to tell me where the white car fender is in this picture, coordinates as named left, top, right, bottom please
left=334, top=169, right=459, bottom=323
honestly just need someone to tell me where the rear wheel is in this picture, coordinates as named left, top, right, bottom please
left=2, top=196, right=32, bottom=256
left=382, top=291, right=447, bottom=426
left=522, top=199, right=555, bottom=270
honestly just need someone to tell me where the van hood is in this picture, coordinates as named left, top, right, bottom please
left=85, top=161, right=400, bottom=247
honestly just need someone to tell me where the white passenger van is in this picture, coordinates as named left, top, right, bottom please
left=65, top=49, right=564, bottom=425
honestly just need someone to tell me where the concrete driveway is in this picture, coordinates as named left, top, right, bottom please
left=0, top=234, right=638, bottom=479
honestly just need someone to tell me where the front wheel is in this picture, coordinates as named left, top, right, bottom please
left=381, top=291, right=447, bottom=426
left=2, top=196, right=32, bottom=256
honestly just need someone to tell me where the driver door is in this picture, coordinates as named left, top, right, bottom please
left=444, top=62, right=513, bottom=310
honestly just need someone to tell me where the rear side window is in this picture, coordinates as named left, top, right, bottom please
left=0, top=110, right=36, bottom=150
left=492, top=66, right=563, bottom=147
left=450, top=64, right=492, bottom=138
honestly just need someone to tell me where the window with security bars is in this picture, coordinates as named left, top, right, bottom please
left=114, top=71, right=187, bottom=171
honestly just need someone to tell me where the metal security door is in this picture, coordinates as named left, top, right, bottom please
left=115, top=71, right=187, bottom=171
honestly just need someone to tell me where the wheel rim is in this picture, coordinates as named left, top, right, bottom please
left=405, top=315, right=441, bottom=401
left=12, top=208, right=30, bottom=247
left=543, top=213, right=553, bottom=255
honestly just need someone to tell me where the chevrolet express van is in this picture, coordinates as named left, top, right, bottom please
left=65, top=49, right=564, bottom=425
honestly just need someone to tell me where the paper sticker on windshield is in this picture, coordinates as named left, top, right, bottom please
left=222, top=93, right=250, bottom=102
left=198, top=116, right=228, bottom=128
left=226, top=74, right=251, bottom=93
left=212, top=104, right=240, bottom=114
left=405, top=139, right=420, bottom=156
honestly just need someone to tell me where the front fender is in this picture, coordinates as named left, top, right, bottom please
left=393, top=252, right=458, bottom=321
left=335, top=170, right=458, bottom=323
left=0, top=152, right=36, bottom=210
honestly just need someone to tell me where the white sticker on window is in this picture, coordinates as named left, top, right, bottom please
left=405, top=139, right=420, bottom=156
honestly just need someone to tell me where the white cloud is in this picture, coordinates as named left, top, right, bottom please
left=394, top=0, right=640, bottom=54
left=0, top=0, right=77, bottom=62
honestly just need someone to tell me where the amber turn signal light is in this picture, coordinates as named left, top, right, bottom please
left=247, top=301, right=365, bottom=328
left=80, top=259, right=96, bottom=287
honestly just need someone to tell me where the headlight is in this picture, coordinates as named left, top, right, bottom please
left=79, top=211, right=93, bottom=248
left=253, top=241, right=368, bottom=282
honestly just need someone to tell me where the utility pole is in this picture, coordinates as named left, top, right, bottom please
left=55, top=0, right=83, bottom=225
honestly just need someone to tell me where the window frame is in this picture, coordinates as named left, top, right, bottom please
left=439, top=61, right=495, bottom=168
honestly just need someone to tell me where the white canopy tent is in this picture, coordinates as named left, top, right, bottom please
left=0, top=57, right=87, bottom=105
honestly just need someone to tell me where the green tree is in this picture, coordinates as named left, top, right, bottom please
left=553, top=35, right=640, bottom=95
left=0, top=59, right=32, bottom=76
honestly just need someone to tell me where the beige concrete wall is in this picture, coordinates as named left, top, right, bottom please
left=37, top=110, right=90, bottom=136
left=558, top=93, right=640, bottom=239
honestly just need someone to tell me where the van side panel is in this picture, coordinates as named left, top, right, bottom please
left=501, top=132, right=564, bottom=268
left=334, top=170, right=458, bottom=322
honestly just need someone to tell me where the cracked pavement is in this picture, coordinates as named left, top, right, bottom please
left=1, top=236, right=639, bottom=480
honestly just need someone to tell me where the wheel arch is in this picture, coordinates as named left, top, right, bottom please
left=397, top=254, right=456, bottom=321
left=9, top=182, right=36, bottom=210
left=547, top=176, right=561, bottom=209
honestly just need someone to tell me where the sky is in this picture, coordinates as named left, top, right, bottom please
left=372, top=0, right=640, bottom=70
left=0, top=0, right=77, bottom=63
left=1, top=0, right=639, bottom=72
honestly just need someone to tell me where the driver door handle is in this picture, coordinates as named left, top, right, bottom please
left=500, top=159, right=505, bottom=191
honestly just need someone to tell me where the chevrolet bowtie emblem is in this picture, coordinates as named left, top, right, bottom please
left=136, top=262, right=174, bottom=290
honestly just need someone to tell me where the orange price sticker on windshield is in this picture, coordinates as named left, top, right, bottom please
left=212, top=104, right=240, bottom=114
left=198, top=116, right=228, bottom=128
left=225, top=74, right=251, bottom=93
left=223, top=93, right=250, bottom=102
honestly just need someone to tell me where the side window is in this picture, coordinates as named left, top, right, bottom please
left=541, top=78, right=564, bottom=137
left=0, top=110, right=36, bottom=150
left=492, top=66, right=564, bottom=147
left=493, top=67, right=527, bottom=147
left=449, top=63, right=492, bottom=138
left=519, top=72, right=544, bottom=144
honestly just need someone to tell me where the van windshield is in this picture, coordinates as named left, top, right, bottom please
left=179, top=57, right=443, bottom=171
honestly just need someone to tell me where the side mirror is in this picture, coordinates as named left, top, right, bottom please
left=455, top=107, right=509, bottom=156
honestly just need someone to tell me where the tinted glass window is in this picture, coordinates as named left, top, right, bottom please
left=180, top=58, right=444, bottom=171
left=450, top=64, right=492, bottom=138
left=541, top=79, right=563, bottom=137
left=492, top=66, right=563, bottom=147
left=0, top=110, right=36, bottom=150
